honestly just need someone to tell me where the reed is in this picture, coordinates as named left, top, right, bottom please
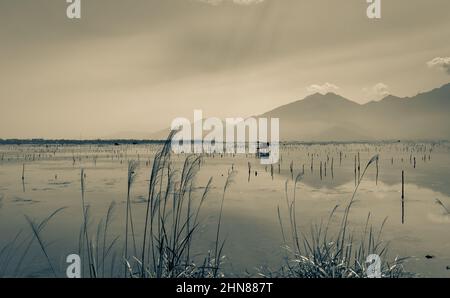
left=271, top=154, right=409, bottom=278
left=0, top=230, right=22, bottom=276
left=102, top=201, right=116, bottom=277
left=124, top=160, right=138, bottom=276
left=213, top=171, right=235, bottom=277
left=79, top=168, right=96, bottom=277
left=402, top=170, right=405, bottom=224
left=21, top=207, right=66, bottom=277
left=0, top=142, right=417, bottom=278
left=136, top=132, right=227, bottom=278
left=435, top=199, right=450, bottom=214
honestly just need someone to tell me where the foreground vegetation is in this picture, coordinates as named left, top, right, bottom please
left=0, top=135, right=410, bottom=278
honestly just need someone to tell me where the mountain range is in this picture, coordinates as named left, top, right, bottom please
left=259, top=83, right=450, bottom=141
left=124, top=83, right=450, bottom=142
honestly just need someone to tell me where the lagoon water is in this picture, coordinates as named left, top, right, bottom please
left=0, top=142, right=450, bottom=277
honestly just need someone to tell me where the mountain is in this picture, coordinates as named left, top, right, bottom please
left=259, top=83, right=450, bottom=141
left=122, top=83, right=449, bottom=142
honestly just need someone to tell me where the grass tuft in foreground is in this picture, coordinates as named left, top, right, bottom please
left=1, top=142, right=413, bottom=278
left=265, top=155, right=412, bottom=278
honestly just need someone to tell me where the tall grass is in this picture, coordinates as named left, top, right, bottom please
left=0, top=132, right=227, bottom=278
left=134, top=131, right=227, bottom=278
left=73, top=132, right=229, bottom=277
left=102, top=201, right=117, bottom=277
left=0, top=142, right=414, bottom=278
left=124, top=160, right=138, bottom=276
left=213, top=170, right=235, bottom=277
left=270, top=155, right=410, bottom=278
left=9, top=207, right=66, bottom=277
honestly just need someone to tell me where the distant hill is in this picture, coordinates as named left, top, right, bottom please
left=113, top=83, right=450, bottom=142
left=259, top=83, right=450, bottom=141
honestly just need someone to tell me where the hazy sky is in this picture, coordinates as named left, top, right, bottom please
left=0, top=0, right=449, bottom=139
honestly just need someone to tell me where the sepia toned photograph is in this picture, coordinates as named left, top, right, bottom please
left=0, top=0, right=449, bottom=287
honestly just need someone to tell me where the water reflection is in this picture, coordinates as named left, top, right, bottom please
left=0, top=142, right=449, bottom=277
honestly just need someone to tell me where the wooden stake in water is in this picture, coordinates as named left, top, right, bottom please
left=21, top=163, right=26, bottom=193
left=320, top=161, right=323, bottom=180
left=331, top=158, right=334, bottom=179
left=376, top=157, right=379, bottom=185
left=401, top=170, right=405, bottom=224
left=290, top=161, right=293, bottom=180
left=357, top=152, right=361, bottom=183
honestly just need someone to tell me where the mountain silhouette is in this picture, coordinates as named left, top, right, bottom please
left=138, top=83, right=450, bottom=141
left=259, top=83, right=450, bottom=141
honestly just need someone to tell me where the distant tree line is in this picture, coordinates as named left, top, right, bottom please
left=0, top=139, right=166, bottom=145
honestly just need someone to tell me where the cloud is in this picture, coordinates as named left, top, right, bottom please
left=427, top=57, right=450, bottom=74
left=198, top=0, right=265, bottom=5
left=362, top=83, right=390, bottom=101
left=306, top=83, right=340, bottom=94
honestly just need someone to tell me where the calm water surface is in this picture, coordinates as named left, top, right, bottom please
left=0, top=142, right=449, bottom=277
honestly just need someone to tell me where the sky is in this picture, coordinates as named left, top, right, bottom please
left=0, top=0, right=449, bottom=139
